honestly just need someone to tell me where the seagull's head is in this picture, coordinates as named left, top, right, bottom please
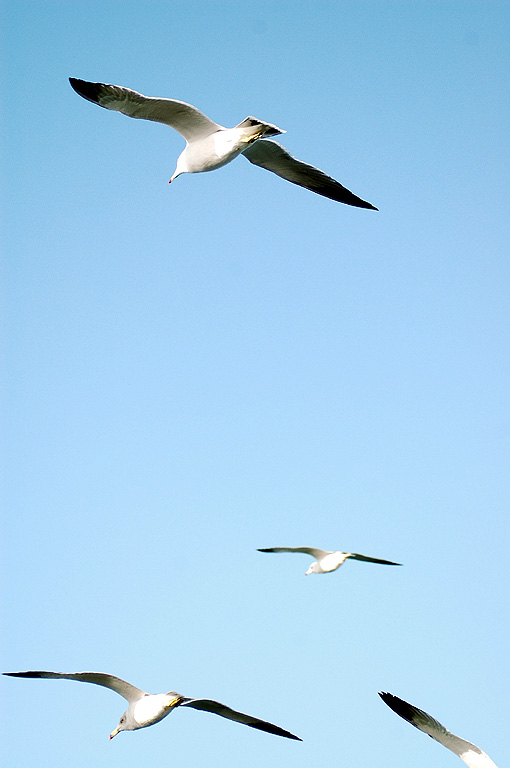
left=169, top=151, right=189, bottom=184
left=305, top=562, right=320, bottom=575
left=110, top=705, right=143, bottom=738
left=110, top=712, right=130, bottom=739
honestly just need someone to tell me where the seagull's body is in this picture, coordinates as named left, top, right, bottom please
left=257, top=547, right=401, bottom=574
left=69, top=78, right=377, bottom=209
left=3, top=671, right=301, bottom=741
left=379, top=692, right=498, bottom=768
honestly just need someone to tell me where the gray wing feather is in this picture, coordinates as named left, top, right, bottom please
left=180, top=698, right=301, bottom=740
left=347, top=553, right=402, bottom=566
left=3, top=671, right=144, bottom=703
left=258, top=547, right=330, bottom=559
left=69, top=79, right=222, bottom=141
left=243, top=139, right=377, bottom=209
left=379, top=693, right=498, bottom=768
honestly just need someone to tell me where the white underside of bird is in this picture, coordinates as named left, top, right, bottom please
left=69, top=78, right=377, bottom=209
left=379, top=692, right=499, bottom=768
left=171, top=117, right=284, bottom=179
left=113, top=691, right=181, bottom=735
left=257, top=547, right=402, bottom=574
left=3, top=671, right=301, bottom=741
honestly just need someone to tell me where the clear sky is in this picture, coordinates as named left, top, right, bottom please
left=2, top=2, right=509, bottom=767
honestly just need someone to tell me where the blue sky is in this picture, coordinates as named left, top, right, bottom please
left=2, top=2, right=509, bottom=766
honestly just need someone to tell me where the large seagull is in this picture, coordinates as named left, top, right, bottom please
left=69, top=78, right=377, bottom=209
left=3, top=671, right=301, bottom=741
left=379, top=692, right=499, bottom=768
left=257, top=546, right=401, bottom=574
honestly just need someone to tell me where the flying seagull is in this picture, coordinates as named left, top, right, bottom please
left=69, top=78, right=377, bottom=209
left=3, top=671, right=301, bottom=741
left=379, top=692, right=499, bottom=768
left=257, top=547, right=402, bottom=574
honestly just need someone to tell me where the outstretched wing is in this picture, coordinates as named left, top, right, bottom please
left=243, top=139, right=377, bottom=209
left=3, top=671, right=145, bottom=703
left=347, top=553, right=402, bottom=566
left=258, top=547, right=330, bottom=559
left=180, top=697, right=301, bottom=740
left=379, top=693, right=498, bottom=768
left=69, top=79, right=223, bottom=141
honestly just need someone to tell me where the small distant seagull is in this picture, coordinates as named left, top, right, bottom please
left=379, top=692, right=499, bottom=768
left=257, top=547, right=401, bottom=574
left=3, top=671, right=301, bottom=741
left=69, top=78, right=377, bottom=209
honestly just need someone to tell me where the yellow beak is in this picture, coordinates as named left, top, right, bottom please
left=109, top=727, right=120, bottom=740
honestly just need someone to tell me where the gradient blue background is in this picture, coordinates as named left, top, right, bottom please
left=2, top=2, right=509, bottom=766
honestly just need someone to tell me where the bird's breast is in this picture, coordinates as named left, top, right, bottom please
left=320, top=552, right=345, bottom=572
left=213, top=129, right=243, bottom=160
left=182, top=131, right=243, bottom=174
left=132, top=694, right=176, bottom=727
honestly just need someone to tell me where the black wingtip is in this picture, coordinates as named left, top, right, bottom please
left=379, top=691, right=401, bottom=707
left=245, top=720, right=302, bottom=740
left=69, top=77, right=84, bottom=93
left=69, top=77, right=103, bottom=106
left=379, top=692, right=417, bottom=725
left=268, top=727, right=302, bottom=741
left=247, top=717, right=302, bottom=740
left=344, top=194, right=378, bottom=211
left=3, top=671, right=42, bottom=678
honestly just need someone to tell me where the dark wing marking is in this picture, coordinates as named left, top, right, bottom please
left=3, top=671, right=144, bottom=703
left=69, top=78, right=222, bottom=141
left=180, top=697, right=301, bottom=740
left=379, top=692, right=498, bottom=768
left=257, top=547, right=330, bottom=558
left=347, top=553, right=402, bottom=566
left=243, top=139, right=377, bottom=209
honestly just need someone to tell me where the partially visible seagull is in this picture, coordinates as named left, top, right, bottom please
left=3, top=671, right=301, bottom=741
left=69, top=78, right=377, bottom=209
left=257, top=547, right=402, bottom=574
left=379, top=692, right=499, bottom=768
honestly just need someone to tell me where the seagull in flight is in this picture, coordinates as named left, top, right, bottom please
left=379, top=692, right=499, bottom=768
left=3, top=671, right=301, bottom=741
left=257, top=547, right=402, bottom=574
left=69, top=78, right=377, bottom=209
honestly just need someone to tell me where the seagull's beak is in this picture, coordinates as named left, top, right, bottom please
left=109, top=727, right=120, bottom=740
